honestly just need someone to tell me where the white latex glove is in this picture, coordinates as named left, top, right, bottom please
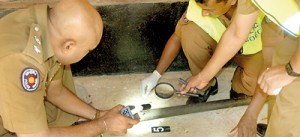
left=140, top=70, right=161, bottom=98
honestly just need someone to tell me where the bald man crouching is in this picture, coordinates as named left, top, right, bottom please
left=0, top=0, right=139, bottom=136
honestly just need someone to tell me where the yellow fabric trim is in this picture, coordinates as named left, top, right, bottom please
left=186, top=0, right=264, bottom=55
left=186, top=0, right=226, bottom=42
left=240, top=12, right=264, bottom=55
left=252, top=0, right=300, bottom=37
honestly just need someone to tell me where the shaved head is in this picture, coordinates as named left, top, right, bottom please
left=48, top=0, right=103, bottom=64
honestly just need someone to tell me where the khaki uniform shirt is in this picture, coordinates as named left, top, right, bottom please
left=237, top=0, right=300, bottom=136
left=173, top=0, right=264, bottom=94
left=0, top=4, right=75, bottom=134
left=237, top=0, right=258, bottom=14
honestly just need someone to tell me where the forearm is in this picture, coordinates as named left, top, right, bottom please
left=48, top=119, right=106, bottom=137
left=244, top=45, right=271, bottom=119
left=47, top=86, right=97, bottom=120
left=198, top=12, right=259, bottom=81
left=17, top=118, right=106, bottom=137
left=156, top=33, right=181, bottom=74
left=199, top=28, right=247, bottom=81
left=244, top=87, right=268, bottom=119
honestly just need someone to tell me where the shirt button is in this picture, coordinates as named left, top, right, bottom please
left=34, top=26, right=39, bottom=32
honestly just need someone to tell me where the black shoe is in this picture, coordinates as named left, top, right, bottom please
left=186, top=78, right=218, bottom=104
left=257, top=123, right=267, bottom=137
left=230, top=88, right=248, bottom=100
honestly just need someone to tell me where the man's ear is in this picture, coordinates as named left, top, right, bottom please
left=61, top=40, right=75, bottom=54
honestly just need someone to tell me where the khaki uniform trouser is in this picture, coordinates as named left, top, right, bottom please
left=264, top=34, right=300, bottom=137
left=261, top=18, right=283, bottom=122
left=180, top=21, right=263, bottom=95
left=0, top=66, right=78, bottom=136
left=262, top=16, right=299, bottom=137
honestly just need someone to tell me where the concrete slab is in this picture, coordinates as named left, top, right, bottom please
left=74, top=67, right=268, bottom=137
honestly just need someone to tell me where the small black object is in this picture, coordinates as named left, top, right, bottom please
left=151, top=126, right=171, bottom=133
left=141, top=104, right=151, bottom=110
left=257, top=123, right=267, bottom=137
left=230, top=88, right=248, bottom=100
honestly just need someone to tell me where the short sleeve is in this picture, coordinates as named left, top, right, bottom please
left=0, top=54, right=47, bottom=134
left=174, top=14, right=186, bottom=38
left=237, top=0, right=259, bottom=14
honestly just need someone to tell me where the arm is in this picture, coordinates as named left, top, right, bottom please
left=228, top=87, right=268, bottom=136
left=16, top=80, right=139, bottom=137
left=140, top=33, right=181, bottom=97
left=17, top=105, right=139, bottom=137
left=180, top=11, right=259, bottom=93
left=229, top=57, right=270, bottom=136
left=156, top=33, right=182, bottom=74
left=46, top=79, right=96, bottom=120
left=258, top=37, right=299, bottom=95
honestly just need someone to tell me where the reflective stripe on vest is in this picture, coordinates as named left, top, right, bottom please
left=186, top=0, right=263, bottom=55
left=252, top=0, right=300, bottom=37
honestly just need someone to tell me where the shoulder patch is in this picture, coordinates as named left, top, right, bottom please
left=21, top=68, right=40, bottom=92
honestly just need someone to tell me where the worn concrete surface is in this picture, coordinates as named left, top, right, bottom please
left=74, top=67, right=268, bottom=137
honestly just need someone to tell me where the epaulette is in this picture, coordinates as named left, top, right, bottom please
left=23, top=23, right=44, bottom=64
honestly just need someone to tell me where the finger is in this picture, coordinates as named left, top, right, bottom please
left=259, top=80, right=265, bottom=92
left=179, top=84, right=187, bottom=94
left=259, top=74, right=269, bottom=93
left=258, top=73, right=266, bottom=87
left=238, top=127, right=244, bottom=137
left=227, top=127, right=238, bottom=136
left=144, top=85, right=148, bottom=95
left=122, top=115, right=140, bottom=125
left=115, top=104, right=125, bottom=111
left=262, top=84, right=269, bottom=94
left=189, top=87, right=197, bottom=94
left=128, top=124, right=134, bottom=128
left=181, top=85, right=191, bottom=94
left=146, top=86, right=153, bottom=96
left=237, top=128, right=245, bottom=137
left=147, top=86, right=155, bottom=95
left=258, top=68, right=268, bottom=84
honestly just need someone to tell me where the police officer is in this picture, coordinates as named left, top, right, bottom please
left=0, top=0, right=139, bottom=136
left=178, top=0, right=299, bottom=136
left=141, top=0, right=264, bottom=104
left=229, top=0, right=300, bottom=136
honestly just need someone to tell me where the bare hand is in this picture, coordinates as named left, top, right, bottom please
left=258, top=65, right=296, bottom=95
left=228, top=113, right=257, bottom=137
left=179, top=75, right=210, bottom=94
left=99, top=105, right=140, bottom=136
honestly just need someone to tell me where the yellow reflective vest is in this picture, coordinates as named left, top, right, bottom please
left=252, top=0, right=300, bottom=37
left=186, top=0, right=264, bottom=55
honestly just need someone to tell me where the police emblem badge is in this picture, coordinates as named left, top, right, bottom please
left=21, top=68, right=40, bottom=92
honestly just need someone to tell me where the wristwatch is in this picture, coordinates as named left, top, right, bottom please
left=285, top=62, right=300, bottom=77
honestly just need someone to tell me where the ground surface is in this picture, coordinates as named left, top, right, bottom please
left=74, top=68, right=268, bottom=137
